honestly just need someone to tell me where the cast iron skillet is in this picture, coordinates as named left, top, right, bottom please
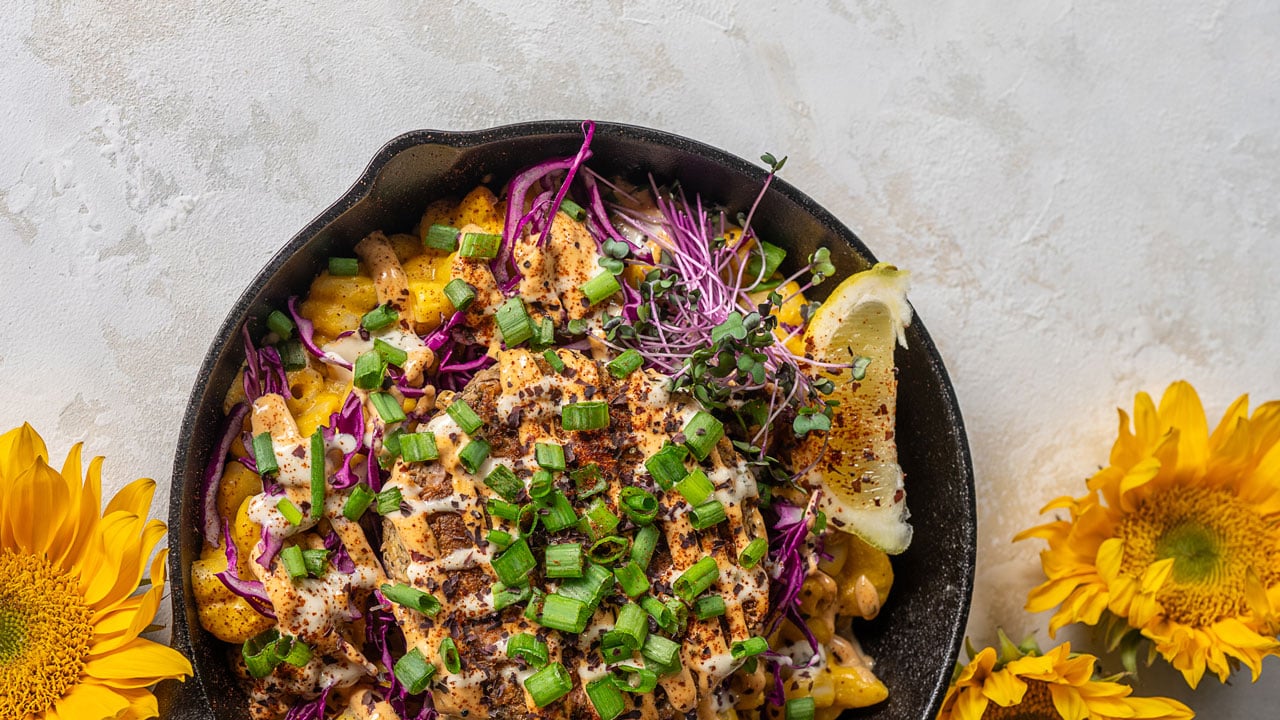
left=161, top=121, right=975, bottom=720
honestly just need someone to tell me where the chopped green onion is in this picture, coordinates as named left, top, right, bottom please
left=620, top=487, right=658, bottom=525
left=353, top=350, right=387, bottom=390
left=529, top=469, right=554, bottom=499
left=570, top=463, right=606, bottom=497
left=393, top=648, right=436, bottom=694
left=739, top=537, right=768, bottom=569
left=373, top=338, right=408, bottom=367
left=443, top=278, right=476, bottom=311
left=673, top=557, right=720, bottom=602
left=644, top=443, right=688, bottom=490
left=267, top=310, right=294, bottom=340
left=301, top=548, right=329, bottom=577
left=534, top=317, right=555, bottom=347
left=631, top=525, right=659, bottom=569
left=253, top=433, right=278, bottom=476
left=538, top=491, right=579, bottom=533
left=458, top=232, right=501, bottom=259
left=609, top=665, right=657, bottom=693
left=665, top=598, right=689, bottom=635
left=731, top=636, right=768, bottom=660
left=567, top=318, right=588, bottom=335
left=328, top=257, right=358, bottom=276
left=545, top=543, right=584, bottom=579
left=495, top=296, right=534, bottom=346
left=614, top=602, right=649, bottom=650
left=580, top=271, right=621, bottom=306
left=689, top=499, right=727, bottom=530
left=486, top=528, right=513, bottom=549
left=579, top=499, right=620, bottom=541
left=278, top=340, right=307, bottom=371
left=446, top=399, right=483, bottom=434
left=682, top=411, right=724, bottom=461
left=487, top=498, right=520, bottom=521
left=309, top=430, right=325, bottom=520
left=534, top=442, right=566, bottom=471
left=693, top=595, right=727, bottom=620
left=675, top=469, right=714, bottom=506
left=242, top=629, right=282, bottom=678
left=361, top=303, right=399, bottom=332
left=524, top=587, right=547, bottom=621
left=559, top=198, right=587, bottom=221
left=439, top=637, right=461, bottom=674
left=382, top=426, right=406, bottom=462
left=458, top=438, right=491, bottom=474
left=641, top=633, right=681, bottom=668
left=562, top=401, right=609, bottom=431
left=280, top=545, right=307, bottom=579
left=376, top=486, right=403, bottom=515
left=814, top=510, right=828, bottom=535
left=276, top=498, right=303, bottom=526
left=745, top=240, right=788, bottom=289
left=506, top=632, right=549, bottom=668
left=524, top=661, right=573, bottom=708
left=492, top=538, right=537, bottom=587
left=606, top=349, right=644, bottom=379
left=381, top=583, right=442, bottom=616
left=484, top=464, right=524, bottom=502
left=586, top=677, right=625, bottom=720
left=542, top=348, right=566, bottom=372
left=640, top=596, right=677, bottom=634
left=613, top=561, right=650, bottom=598
left=556, top=563, right=612, bottom=610
left=370, top=392, right=406, bottom=423
left=492, top=581, right=532, bottom=610
left=342, top=484, right=376, bottom=520
left=539, top=593, right=592, bottom=634
left=275, top=635, right=312, bottom=666
left=587, top=535, right=629, bottom=564
left=600, top=630, right=631, bottom=662
left=400, top=432, right=439, bottom=463
left=424, top=224, right=460, bottom=252
left=517, top=502, right=540, bottom=536
left=786, top=697, right=816, bottom=720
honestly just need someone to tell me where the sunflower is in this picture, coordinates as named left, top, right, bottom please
left=937, top=632, right=1193, bottom=720
left=1017, top=381, right=1280, bottom=688
left=0, top=423, right=191, bottom=719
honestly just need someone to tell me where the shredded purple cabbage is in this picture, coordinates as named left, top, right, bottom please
left=202, top=402, right=250, bottom=546
left=288, top=295, right=353, bottom=370
left=256, top=523, right=284, bottom=570
left=324, top=392, right=365, bottom=490
left=214, top=520, right=276, bottom=619
left=365, top=601, right=409, bottom=717
left=284, top=683, right=333, bottom=720
left=323, top=531, right=356, bottom=574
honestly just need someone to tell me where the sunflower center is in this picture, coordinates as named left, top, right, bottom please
left=1117, top=485, right=1280, bottom=627
left=0, top=550, right=95, bottom=718
left=981, top=679, right=1059, bottom=720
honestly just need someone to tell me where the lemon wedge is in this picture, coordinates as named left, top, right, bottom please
left=799, top=262, right=913, bottom=554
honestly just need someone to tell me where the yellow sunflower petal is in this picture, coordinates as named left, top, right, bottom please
left=979, top=668, right=1027, bottom=705
left=49, top=679, right=132, bottom=720
left=104, top=477, right=157, bottom=519
left=0, top=422, right=49, bottom=482
left=1158, top=381, right=1210, bottom=471
left=953, top=686, right=990, bottom=720
left=1047, top=684, right=1089, bottom=720
left=84, top=637, right=192, bottom=687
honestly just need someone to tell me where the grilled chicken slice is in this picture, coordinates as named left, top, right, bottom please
left=379, top=349, right=769, bottom=719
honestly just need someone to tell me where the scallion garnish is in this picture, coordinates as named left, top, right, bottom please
left=458, top=232, right=501, bottom=259
left=328, top=257, right=358, bottom=276
left=301, top=548, right=329, bottom=577
left=681, top=411, right=724, bottom=461
left=693, top=594, right=727, bottom=620
left=579, top=499, right=620, bottom=541
left=361, top=303, right=398, bottom=332
left=278, top=340, right=307, bottom=371
left=492, top=581, right=532, bottom=610
left=606, top=348, right=644, bottom=379
left=381, top=583, right=442, bottom=615
left=731, top=636, right=768, bottom=660
left=545, top=542, right=583, bottom=579
left=640, top=633, right=681, bottom=668
left=739, top=537, right=767, bottom=569
left=443, top=278, right=476, bottom=310
left=614, top=602, right=649, bottom=650
left=559, top=198, right=587, bottom=221
left=535, top=442, right=565, bottom=471
left=267, top=309, right=294, bottom=340
left=308, top=430, right=325, bottom=520
left=620, top=487, right=658, bottom=525
left=640, top=596, right=677, bottom=634
left=542, top=348, right=566, bottom=372
left=276, top=497, right=303, bottom=526
left=786, top=697, right=816, bottom=720
left=253, top=433, right=278, bottom=476
left=353, top=350, right=386, bottom=390
left=376, top=486, right=403, bottom=515
left=393, top=648, right=436, bottom=694
left=424, top=224, right=460, bottom=252
left=570, top=463, right=606, bottom=497
left=673, top=557, right=720, bottom=602
left=600, top=630, right=631, bottom=662
left=400, top=432, right=439, bottom=463
left=486, top=498, right=520, bottom=521
left=609, top=665, right=657, bottom=693
left=342, top=484, right=376, bottom=520
left=580, top=271, right=621, bottom=306
left=556, top=563, right=612, bottom=610
left=529, top=469, right=554, bottom=499
left=492, top=538, right=537, bottom=586
left=524, top=587, right=547, bottom=621
left=445, top=399, right=483, bottom=434
left=539, top=593, right=591, bottom=634
left=689, top=499, right=727, bottom=529
left=242, top=629, right=282, bottom=678
left=458, top=438, right=491, bottom=474
left=524, top=661, right=573, bottom=707
left=506, top=632, right=549, bottom=668
left=486, top=528, right=513, bottom=549
left=562, top=401, right=609, bottom=431
left=495, top=296, right=534, bottom=346
left=483, top=464, right=523, bottom=502
left=631, top=525, right=659, bottom=569
left=373, top=338, right=408, bottom=367
left=586, top=677, right=625, bottom=720
left=538, top=491, right=579, bottom=532
left=586, top=534, right=629, bottom=564
left=644, top=443, right=687, bottom=490
left=439, top=637, right=461, bottom=674
left=613, top=561, right=650, bottom=598
left=274, top=635, right=313, bottom=667
left=674, top=468, right=714, bottom=506
left=369, top=392, right=406, bottom=423
left=534, top=316, right=555, bottom=347
left=280, top=545, right=306, bottom=579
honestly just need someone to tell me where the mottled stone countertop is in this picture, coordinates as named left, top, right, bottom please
left=2, top=1, right=1277, bottom=716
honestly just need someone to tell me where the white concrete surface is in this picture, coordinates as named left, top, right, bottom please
left=1, top=1, right=1277, bottom=715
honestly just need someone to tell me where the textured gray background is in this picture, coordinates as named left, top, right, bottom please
left=2, top=1, right=1278, bottom=715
